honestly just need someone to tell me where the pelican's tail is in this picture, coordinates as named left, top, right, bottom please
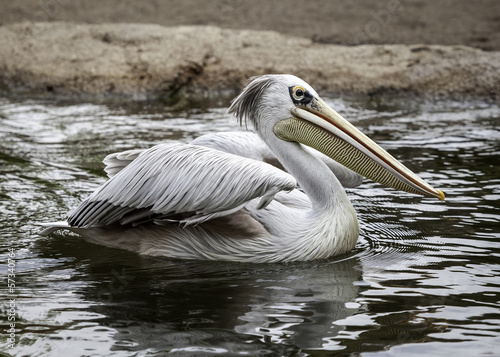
left=39, top=221, right=70, bottom=236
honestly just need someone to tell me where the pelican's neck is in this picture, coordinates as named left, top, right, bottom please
left=267, top=137, right=348, bottom=211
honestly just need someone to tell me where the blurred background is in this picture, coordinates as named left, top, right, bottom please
left=1, top=0, right=499, bottom=51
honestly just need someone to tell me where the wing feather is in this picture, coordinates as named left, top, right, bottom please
left=68, top=143, right=297, bottom=228
left=102, top=149, right=144, bottom=178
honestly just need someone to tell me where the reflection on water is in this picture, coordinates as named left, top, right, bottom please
left=0, top=97, right=499, bottom=356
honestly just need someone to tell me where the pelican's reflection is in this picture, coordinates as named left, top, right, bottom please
left=233, top=257, right=360, bottom=348
left=39, top=235, right=363, bottom=353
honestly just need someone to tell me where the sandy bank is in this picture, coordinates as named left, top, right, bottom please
left=1, top=22, right=499, bottom=101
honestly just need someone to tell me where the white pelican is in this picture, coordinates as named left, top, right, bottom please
left=41, top=74, right=444, bottom=263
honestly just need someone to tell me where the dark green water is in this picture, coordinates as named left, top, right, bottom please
left=1, top=97, right=499, bottom=356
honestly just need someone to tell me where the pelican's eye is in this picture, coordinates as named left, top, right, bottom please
left=289, top=85, right=313, bottom=105
left=293, top=87, right=306, bottom=101
left=292, top=86, right=305, bottom=101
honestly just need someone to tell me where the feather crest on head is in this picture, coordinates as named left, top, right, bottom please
left=228, top=75, right=277, bottom=130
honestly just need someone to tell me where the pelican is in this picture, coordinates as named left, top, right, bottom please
left=40, top=74, right=444, bottom=263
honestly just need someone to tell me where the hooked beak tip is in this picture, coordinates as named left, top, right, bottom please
left=436, top=189, right=445, bottom=201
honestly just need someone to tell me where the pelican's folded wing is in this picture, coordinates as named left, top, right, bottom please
left=68, top=143, right=297, bottom=228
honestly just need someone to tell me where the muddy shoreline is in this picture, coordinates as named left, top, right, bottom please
left=1, top=22, right=499, bottom=102
left=3, top=0, right=499, bottom=51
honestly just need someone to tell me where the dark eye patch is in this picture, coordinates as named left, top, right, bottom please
left=289, top=85, right=313, bottom=105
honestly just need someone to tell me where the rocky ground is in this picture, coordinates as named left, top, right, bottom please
left=0, top=1, right=499, bottom=101
left=2, top=0, right=499, bottom=51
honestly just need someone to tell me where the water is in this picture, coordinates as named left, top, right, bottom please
left=0, top=96, right=499, bottom=356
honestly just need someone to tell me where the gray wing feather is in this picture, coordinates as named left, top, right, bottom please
left=102, top=149, right=144, bottom=178
left=191, top=132, right=269, bottom=162
left=68, top=143, right=297, bottom=228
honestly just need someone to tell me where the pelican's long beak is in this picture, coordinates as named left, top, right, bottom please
left=273, top=97, right=445, bottom=200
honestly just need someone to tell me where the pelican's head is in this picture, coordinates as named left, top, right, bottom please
left=229, top=74, right=444, bottom=200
